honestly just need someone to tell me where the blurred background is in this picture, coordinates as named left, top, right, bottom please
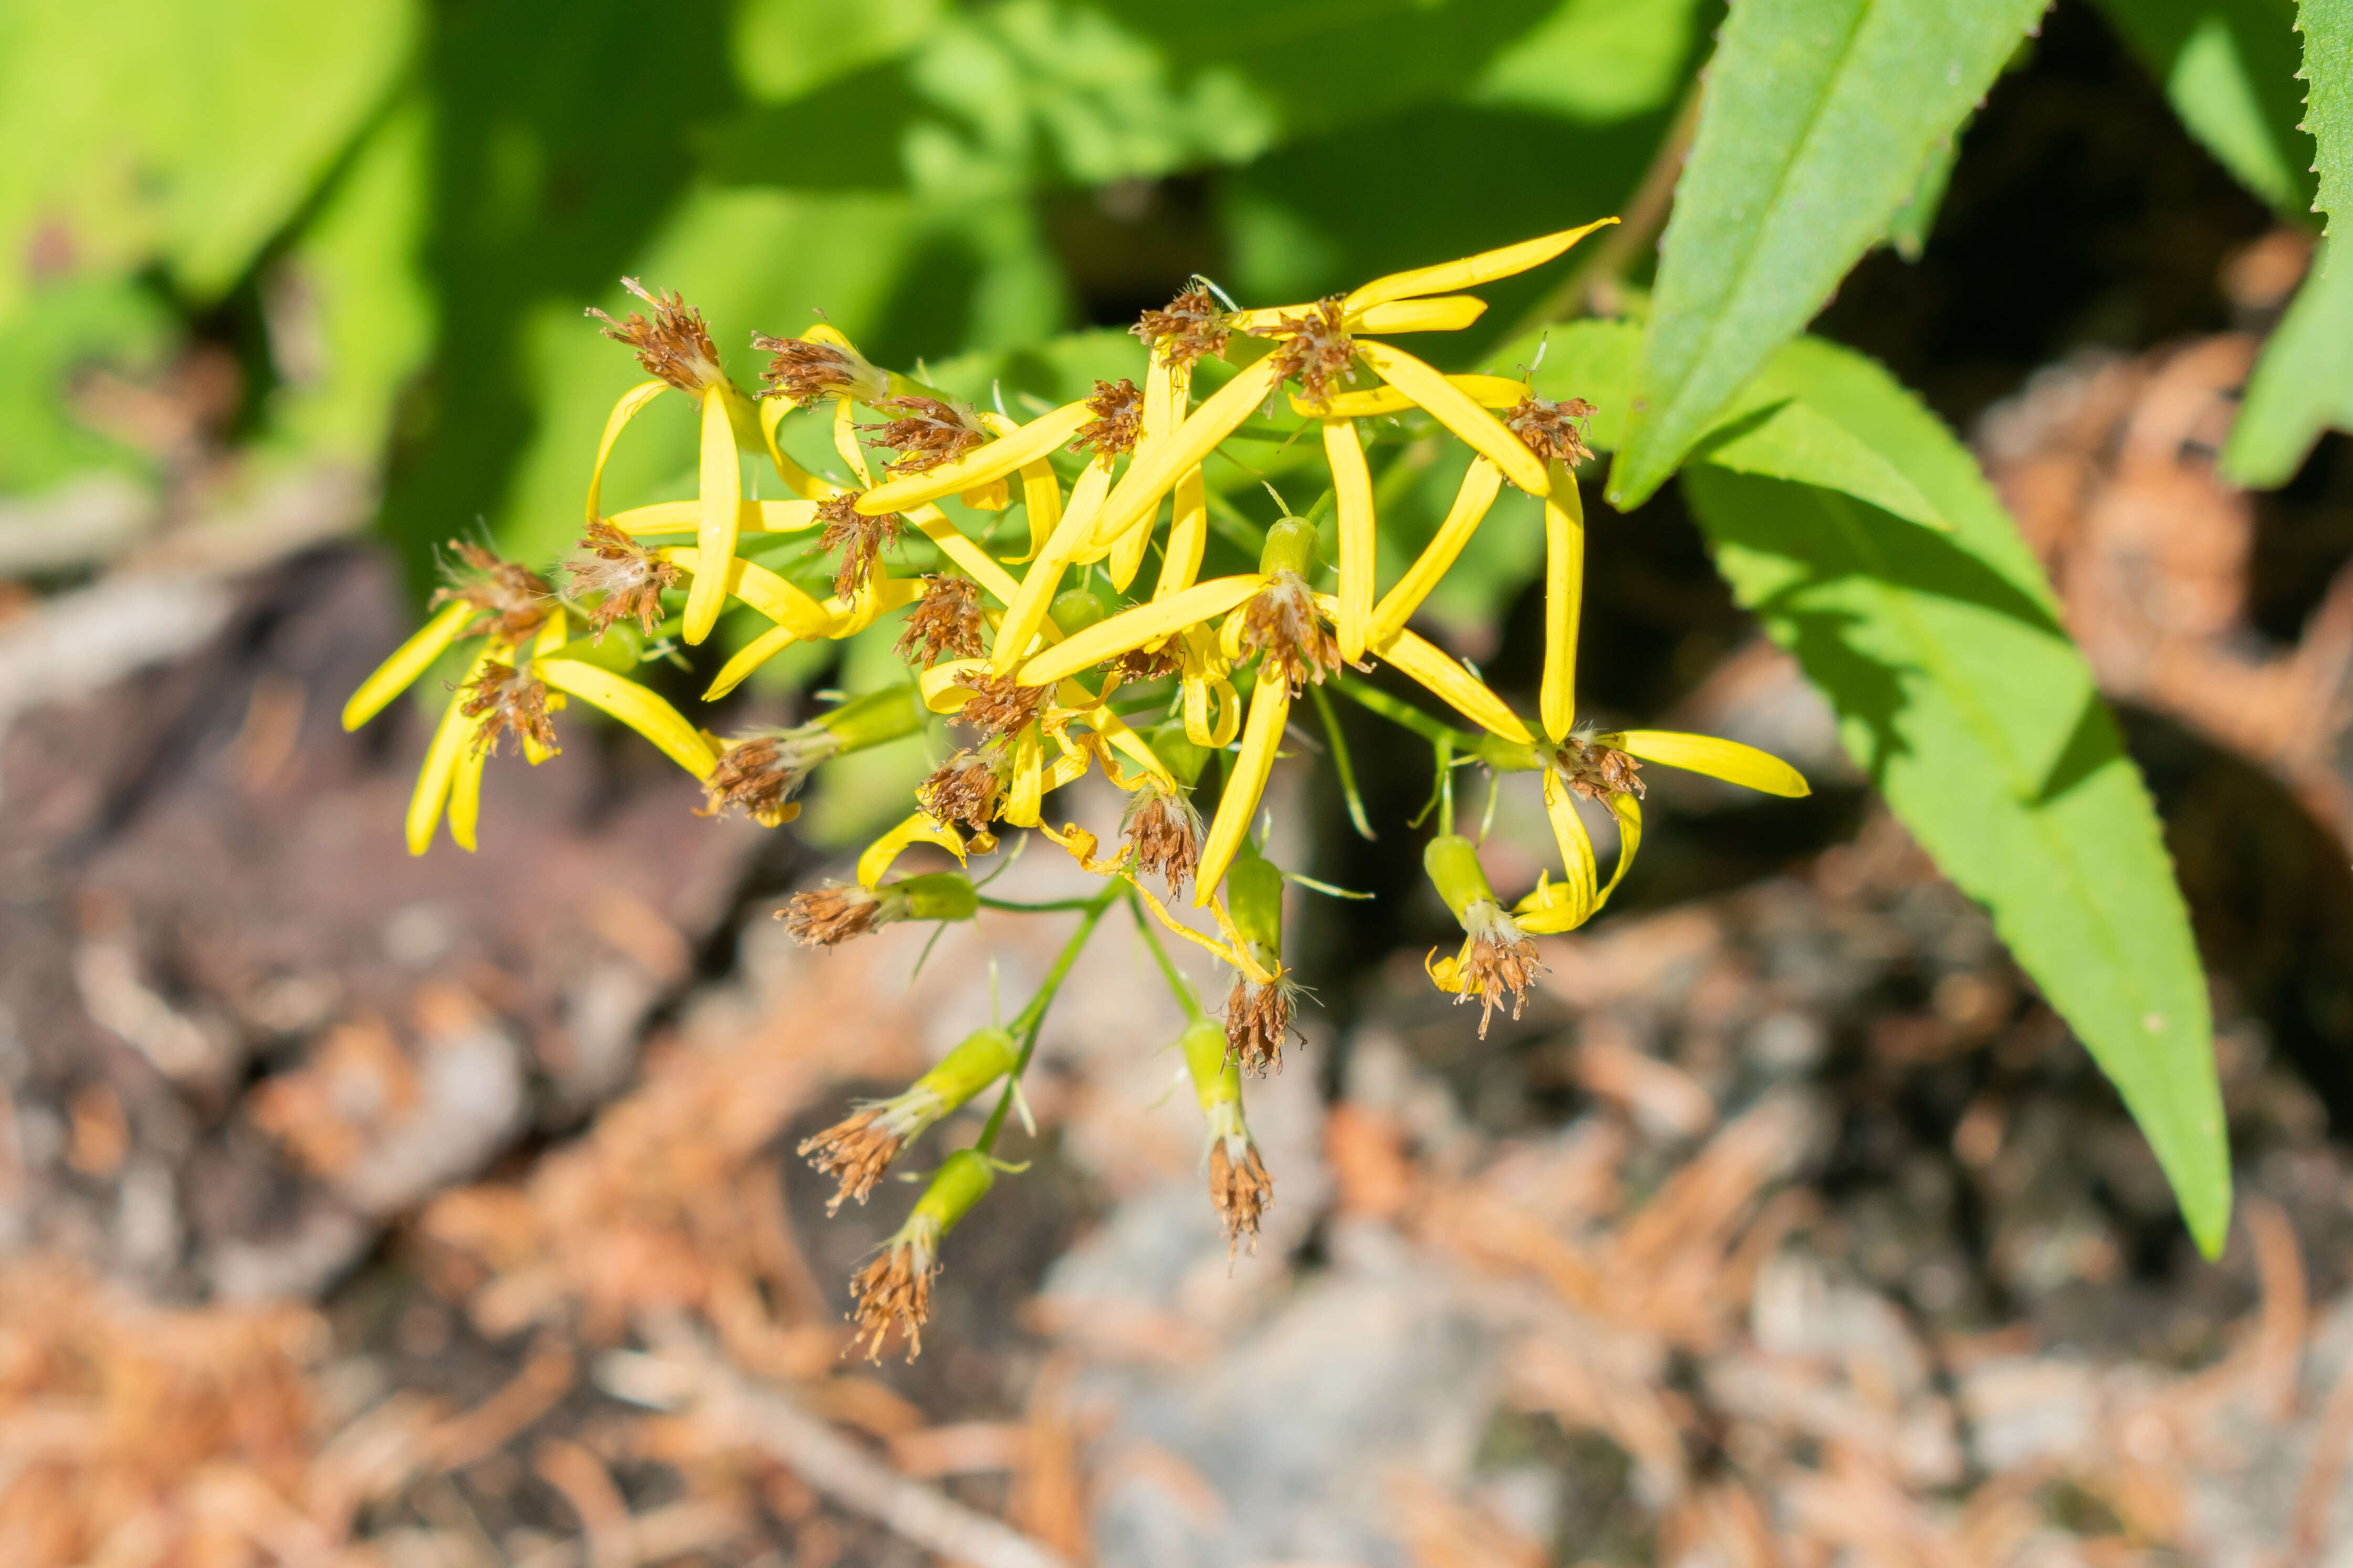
left=5, top=1, right=2353, bottom=1563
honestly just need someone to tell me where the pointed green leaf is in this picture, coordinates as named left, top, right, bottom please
left=1607, top=0, right=2046, bottom=509
left=2304, top=0, right=2351, bottom=234
left=2223, top=238, right=2353, bottom=485
left=2090, top=0, right=2317, bottom=214
left=1680, top=340, right=2229, bottom=1255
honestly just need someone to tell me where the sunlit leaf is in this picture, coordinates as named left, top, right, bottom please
left=1607, top=0, right=2047, bottom=508
left=1682, top=339, right=2229, bottom=1256
left=2305, top=0, right=2350, bottom=235
left=2222, top=238, right=2353, bottom=484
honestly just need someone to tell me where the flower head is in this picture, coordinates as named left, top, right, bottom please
left=753, top=331, right=889, bottom=405
left=1261, top=297, right=1357, bottom=404
left=1225, top=971, right=1302, bottom=1077
left=778, top=872, right=977, bottom=949
left=1504, top=393, right=1597, bottom=468
left=918, top=750, right=1005, bottom=834
left=1556, top=733, right=1646, bottom=801
left=801, top=1028, right=1017, bottom=1214
left=863, top=395, right=985, bottom=474
left=567, top=519, right=681, bottom=639
left=1069, top=378, right=1145, bottom=458
left=1123, top=780, right=1202, bottom=900
left=1207, top=1103, right=1274, bottom=1253
left=587, top=278, right=726, bottom=393
left=896, top=575, right=987, bottom=667
left=457, top=662, right=558, bottom=757
left=955, top=670, right=1057, bottom=741
left=1133, top=284, right=1230, bottom=367
left=700, top=729, right=837, bottom=826
left=849, top=1148, right=994, bottom=1361
left=433, top=541, right=555, bottom=643
left=817, top=490, right=902, bottom=598
left=1236, top=571, right=1344, bottom=693
left=1424, top=835, right=1543, bottom=1038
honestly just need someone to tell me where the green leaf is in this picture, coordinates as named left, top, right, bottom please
left=2222, top=238, right=2353, bottom=483
left=1887, top=132, right=1961, bottom=262
left=2306, top=0, right=2351, bottom=234
left=1607, top=0, right=2046, bottom=509
left=2090, top=0, right=2317, bottom=215
left=1681, top=340, right=2229, bottom=1255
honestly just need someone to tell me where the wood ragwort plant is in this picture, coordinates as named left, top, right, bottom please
left=340, top=0, right=2353, bottom=1355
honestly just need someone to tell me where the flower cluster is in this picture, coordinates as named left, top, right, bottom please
left=344, top=222, right=1815, bottom=1359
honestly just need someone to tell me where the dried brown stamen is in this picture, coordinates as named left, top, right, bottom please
left=1124, top=785, right=1202, bottom=900
left=1504, top=394, right=1597, bottom=468
left=1262, top=297, right=1357, bottom=404
left=567, top=519, right=681, bottom=639
left=1208, top=1133, right=1274, bottom=1255
left=1070, top=378, right=1145, bottom=458
left=956, top=671, right=1055, bottom=741
left=458, top=662, right=558, bottom=757
left=778, top=882, right=883, bottom=948
left=1132, top=284, right=1231, bottom=369
left=1224, top=974, right=1301, bottom=1077
left=918, top=751, right=1002, bottom=834
left=587, top=278, right=725, bottom=393
left=848, top=1234, right=937, bottom=1362
left=1556, top=736, right=1645, bottom=802
left=433, top=540, right=555, bottom=642
left=1237, top=572, right=1345, bottom=692
left=861, top=395, right=984, bottom=475
left=1110, top=641, right=1184, bottom=682
left=752, top=332, right=887, bottom=405
left=1452, top=904, right=1543, bottom=1040
left=700, top=731, right=836, bottom=827
left=799, top=1109, right=905, bottom=1216
left=817, top=491, right=903, bottom=599
left=896, top=575, right=986, bottom=667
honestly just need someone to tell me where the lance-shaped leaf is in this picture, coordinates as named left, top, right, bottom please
left=2302, top=0, right=2350, bottom=235
left=1608, top=0, right=2048, bottom=508
left=2222, top=238, right=2353, bottom=485
left=1680, top=338, right=2229, bottom=1256
left=2091, top=0, right=2317, bottom=214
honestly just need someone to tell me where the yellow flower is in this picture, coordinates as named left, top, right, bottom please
left=1515, top=728, right=1811, bottom=935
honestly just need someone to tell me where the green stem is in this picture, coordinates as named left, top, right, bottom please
left=975, top=883, right=1122, bottom=1154
left=1330, top=672, right=1477, bottom=750
left=976, top=895, right=1105, bottom=913
left=1127, top=888, right=1205, bottom=1022
left=1308, top=681, right=1375, bottom=841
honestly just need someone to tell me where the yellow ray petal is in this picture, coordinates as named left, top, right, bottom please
left=1597, top=791, right=1641, bottom=904
left=447, top=733, right=488, bottom=853
left=1341, top=218, right=1618, bottom=315
left=1290, top=372, right=1529, bottom=421
left=1325, top=418, right=1376, bottom=662
left=1348, top=608, right=1533, bottom=745
left=1088, top=355, right=1287, bottom=553
left=1355, top=340, right=1547, bottom=494
left=1183, top=670, right=1240, bottom=749
left=1005, top=454, right=1063, bottom=564
left=1003, top=727, right=1047, bottom=827
left=1608, top=730, right=1811, bottom=797
left=832, top=394, right=873, bottom=487
left=856, top=402, right=1093, bottom=515
left=1518, top=769, right=1599, bottom=934
left=913, top=508, right=1024, bottom=606
left=758, top=392, right=838, bottom=501
left=1021, top=575, right=1262, bottom=688
left=918, top=658, right=988, bottom=714
left=537, top=658, right=717, bottom=777
left=961, top=476, right=1010, bottom=511
left=1105, top=505, right=1155, bottom=592
left=657, top=546, right=837, bottom=639
left=683, top=386, right=741, bottom=645
left=856, top=812, right=968, bottom=888
left=1541, top=465, right=1584, bottom=743
left=705, top=622, right=803, bottom=702
left=989, top=457, right=1114, bottom=675
left=1368, top=457, right=1503, bottom=649
left=1350, top=296, right=1487, bottom=333
left=586, top=380, right=668, bottom=525
left=1155, top=466, right=1208, bottom=601
left=1193, top=661, right=1290, bottom=905
left=405, top=647, right=493, bottom=856
left=343, top=601, right=475, bottom=731
left=608, top=498, right=821, bottom=536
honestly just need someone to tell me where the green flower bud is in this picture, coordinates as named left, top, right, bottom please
left=1422, top=833, right=1492, bottom=920
left=912, top=1147, right=997, bottom=1233
left=892, top=871, right=977, bottom=924
left=1050, top=587, right=1108, bottom=637
left=915, top=1026, right=1019, bottom=1107
left=818, top=685, right=927, bottom=752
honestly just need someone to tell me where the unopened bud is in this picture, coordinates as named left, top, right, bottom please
left=912, top=1147, right=996, bottom=1233
left=1050, top=588, right=1107, bottom=637
left=889, top=871, right=978, bottom=924
left=1423, top=834, right=1541, bottom=1038
left=917, top=1026, right=1019, bottom=1106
